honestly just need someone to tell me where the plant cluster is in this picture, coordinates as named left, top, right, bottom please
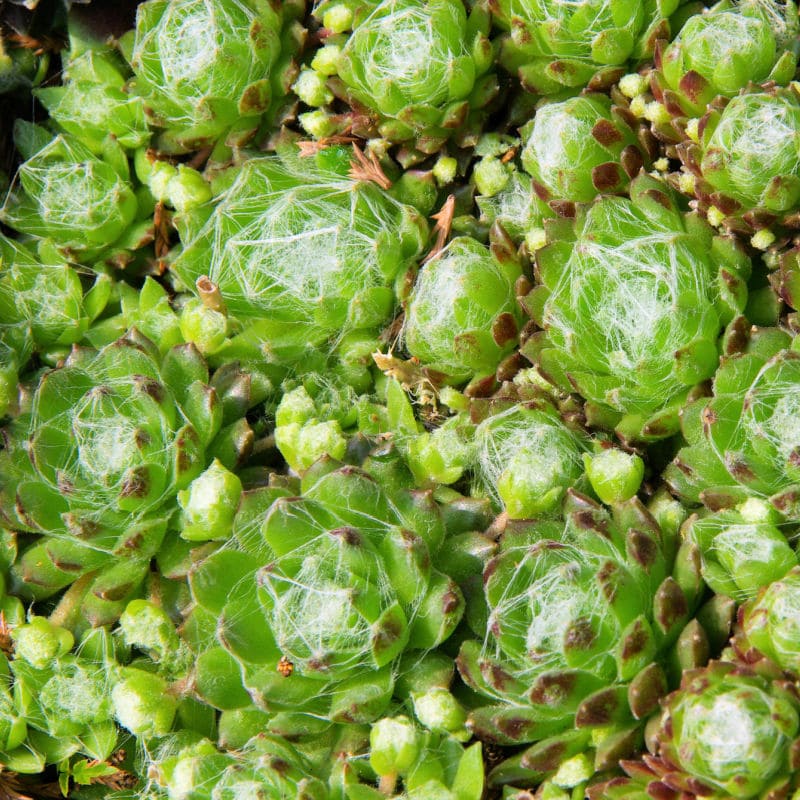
left=1, top=0, right=800, bottom=798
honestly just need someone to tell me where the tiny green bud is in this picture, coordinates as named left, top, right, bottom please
left=629, top=95, right=648, bottom=118
left=474, top=156, right=511, bottom=197
left=166, top=165, right=212, bottom=213
left=685, top=117, right=700, bottom=143
left=179, top=298, right=228, bottom=355
left=751, top=229, right=776, bottom=251
left=677, top=172, right=696, bottom=194
left=275, top=385, right=316, bottom=426
left=369, top=716, right=420, bottom=778
left=525, top=227, right=547, bottom=252
left=412, top=688, right=469, bottom=740
left=299, top=109, right=337, bottom=139
left=438, top=386, right=468, bottom=412
left=653, top=157, right=669, bottom=172
left=179, top=459, right=243, bottom=542
left=311, top=44, right=343, bottom=76
left=551, top=753, right=594, bottom=788
left=707, top=205, right=726, bottom=227
left=648, top=487, right=688, bottom=539
left=149, top=160, right=178, bottom=203
left=583, top=448, right=644, bottom=504
left=293, top=69, right=333, bottom=107
left=643, top=101, right=671, bottom=126
left=322, top=5, right=354, bottom=33
left=739, top=497, right=780, bottom=524
left=433, top=156, right=458, bottom=186
left=112, top=668, right=176, bottom=738
left=618, top=73, right=647, bottom=98
left=119, top=600, right=181, bottom=665
left=13, top=617, right=74, bottom=669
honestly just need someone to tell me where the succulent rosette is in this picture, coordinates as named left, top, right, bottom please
left=403, top=234, right=523, bottom=386
left=356, top=714, right=484, bottom=799
left=129, top=0, right=306, bottom=154
left=0, top=618, right=124, bottom=774
left=0, top=234, right=112, bottom=415
left=188, top=459, right=471, bottom=726
left=456, top=492, right=703, bottom=781
left=593, top=661, right=800, bottom=799
left=523, top=173, right=751, bottom=442
left=676, top=85, right=800, bottom=236
left=0, top=129, right=146, bottom=263
left=470, top=405, right=590, bottom=518
left=521, top=94, right=649, bottom=208
left=683, top=505, right=798, bottom=600
left=147, top=733, right=330, bottom=800
left=0, top=330, right=255, bottom=629
left=492, top=0, right=681, bottom=95
left=35, top=38, right=150, bottom=153
left=737, top=566, right=800, bottom=675
left=652, top=0, right=800, bottom=120
left=313, top=0, right=498, bottom=158
left=666, top=327, right=800, bottom=517
left=172, top=148, right=428, bottom=369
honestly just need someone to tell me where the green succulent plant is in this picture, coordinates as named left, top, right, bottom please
left=591, top=661, right=800, bottom=799
left=187, top=459, right=472, bottom=727
left=523, top=173, right=751, bottom=442
left=0, top=128, right=148, bottom=264
left=456, top=492, right=703, bottom=783
left=736, top=566, right=800, bottom=675
left=403, top=234, right=522, bottom=386
left=521, top=93, right=649, bottom=208
left=0, top=330, right=256, bottom=629
left=147, top=733, right=330, bottom=800
left=0, top=618, right=125, bottom=775
left=470, top=404, right=590, bottom=518
left=652, top=0, right=799, bottom=120
left=172, top=148, right=428, bottom=369
left=313, top=0, right=498, bottom=159
left=35, top=37, right=150, bottom=153
left=683, top=504, right=797, bottom=601
left=129, top=0, right=306, bottom=154
left=492, top=0, right=682, bottom=95
left=676, top=84, right=800, bottom=237
left=666, top=327, right=800, bottom=518
left=352, top=714, right=484, bottom=799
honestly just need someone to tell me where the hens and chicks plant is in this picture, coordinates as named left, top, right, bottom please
left=1, top=0, right=800, bottom=797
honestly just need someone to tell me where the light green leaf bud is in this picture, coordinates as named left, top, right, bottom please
left=179, top=459, right=243, bottom=542
left=13, top=618, right=74, bottom=669
left=474, top=157, right=511, bottom=197
left=112, top=668, right=177, bottom=738
left=370, top=715, right=421, bottom=778
left=293, top=69, right=333, bottom=107
left=583, top=448, right=644, bottom=504
left=412, top=688, right=469, bottom=740
left=179, top=297, right=228, bottom=355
